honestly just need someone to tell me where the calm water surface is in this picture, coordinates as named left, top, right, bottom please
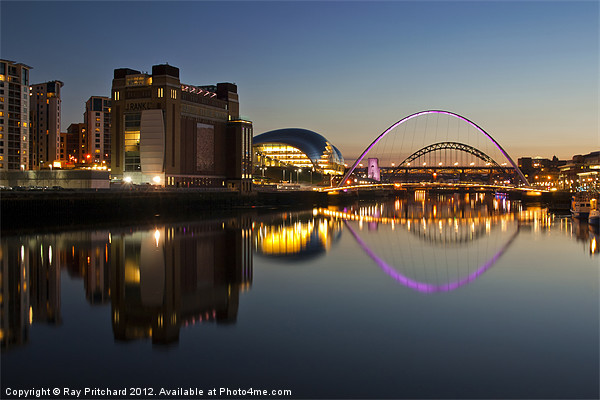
left=2, top=193, right=598, bottom=399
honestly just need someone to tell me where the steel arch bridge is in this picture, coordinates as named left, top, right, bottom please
left=338, top=110, right=530, bottom=188
left=398, top=141, right=500, bottom=168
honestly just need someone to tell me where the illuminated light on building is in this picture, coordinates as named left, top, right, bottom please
left=111, top=64, right=252, bottom=191
left=29, top=80, right=63, bottom=170
left=253, top=128, right=345, bottom=178
left=0, top=60, right=31, bottom=170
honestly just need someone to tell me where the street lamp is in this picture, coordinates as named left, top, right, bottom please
left=297, top=169, right=302, bottom=183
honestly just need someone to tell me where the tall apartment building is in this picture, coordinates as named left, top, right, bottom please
left=84, top=96, right=111, bottom=166
left=29, top=80, right=63, bottom=170
left=65, top=123, right=85, bottom=163
left=0, top=59, right=31, bottom=171
left=111, top=64, right=252, bottom=191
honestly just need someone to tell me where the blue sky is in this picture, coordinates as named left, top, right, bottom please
left=2, top=1, right=598, bottom=160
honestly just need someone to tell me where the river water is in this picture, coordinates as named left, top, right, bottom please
left=1, top=193, right=598, bottom=399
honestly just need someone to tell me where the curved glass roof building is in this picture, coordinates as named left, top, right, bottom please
left=253, top=128, right=345, bottom=175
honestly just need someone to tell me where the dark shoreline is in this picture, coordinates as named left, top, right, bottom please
left=0, top=189, right=328, bottom=233
left=1, top=188, right=572, bottom=233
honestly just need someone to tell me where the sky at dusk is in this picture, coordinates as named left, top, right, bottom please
left=1, top=1, right=598, bottom=161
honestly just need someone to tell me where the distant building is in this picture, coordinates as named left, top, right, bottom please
left=65, top=123, right=84, bottom=163
left=59, top=131, right=67, bottom=161
left=558, top=151, right=600, bottom=191
left=252, top=128, right=345, bottom=183
left=0, top=59, right=31, bottom=171
left=84, top=96, right=111, bottom=166
left=29, top=80, right=63, bottom=170
left=110, top=64, right=252, bottom=191
left=517, top=156, right=566, bottom=190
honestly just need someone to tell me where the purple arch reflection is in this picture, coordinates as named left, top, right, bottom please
left=344, top=221, right=520, bottom=293
left=338, top=110, right=530, bottom=187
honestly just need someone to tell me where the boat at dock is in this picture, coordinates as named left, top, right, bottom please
left=571, top=194, right=592, bottom=219
left=588, top=198, right=599, bottom=226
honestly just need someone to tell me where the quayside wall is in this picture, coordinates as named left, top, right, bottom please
left=0, top=189, right=332, bottom=231
left=1, top=188, right=571, bottom=232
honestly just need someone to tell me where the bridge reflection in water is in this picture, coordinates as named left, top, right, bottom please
left=317, top=192, right=552, bottom=293
left=1, top=197, right=595, bottom=350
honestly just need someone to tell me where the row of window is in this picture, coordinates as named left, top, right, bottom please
left=115, top=87, right=179, bottom=101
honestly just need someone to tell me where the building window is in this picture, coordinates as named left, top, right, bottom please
left=171, top=89, right=177, bottom=99
left=113, top=91, right=120, bottom=101
left=158, top=88, right=163, bottom=98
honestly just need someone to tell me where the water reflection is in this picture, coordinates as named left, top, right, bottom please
left=572, top=217, right=600, bottom=255
left=253, top=210, right=342, bottom=261
left=1, top=193, right=597, bottom=351
left=319, top=193, right=596, bottom=292
left=1, top=218, right=252, bottom=350
left=0, top=234, right=63, bottom=349
left=110, top=220, right=253, bottom=344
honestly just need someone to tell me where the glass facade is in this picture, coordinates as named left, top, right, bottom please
left=253, top=128, right=345, bottom=175
left=124, top=113, right=141, bottom=172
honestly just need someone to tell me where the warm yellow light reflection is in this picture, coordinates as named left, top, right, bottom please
left=154, top=229, right=160, bottom=247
